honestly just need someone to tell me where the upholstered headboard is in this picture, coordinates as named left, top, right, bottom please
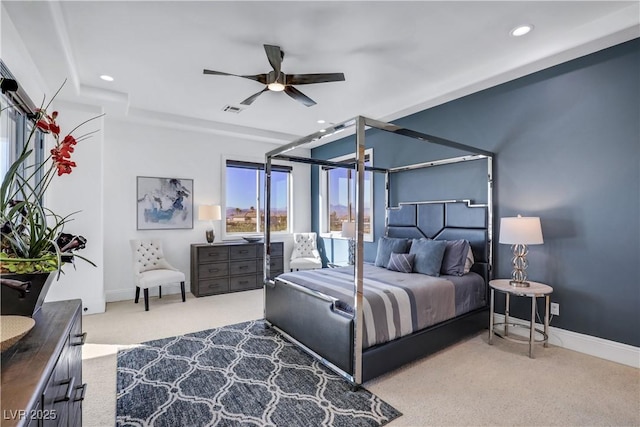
left=386, top=201, right=491, bottom=283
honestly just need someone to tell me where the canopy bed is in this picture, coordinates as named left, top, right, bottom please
left=262, top=116, right=494, bottom=386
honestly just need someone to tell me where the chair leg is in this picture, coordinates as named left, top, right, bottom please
left=135, top=287, right=140, bottom=303
left=159, top=286, right=162, bottom=299
left=180, top=281, right=186, bottom=302
left=144, top=288, right=149, bottom=311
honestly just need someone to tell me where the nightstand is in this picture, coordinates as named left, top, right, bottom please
left=488, top=279, right=553, bottom=358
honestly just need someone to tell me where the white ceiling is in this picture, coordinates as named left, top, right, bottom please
left=3, top=1, right=639, bottom=144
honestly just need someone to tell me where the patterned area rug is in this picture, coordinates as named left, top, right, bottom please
left=116, top=320, right=401, bottom=426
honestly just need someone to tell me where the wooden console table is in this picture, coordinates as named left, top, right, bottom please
left=1, top=300, right=86, bottom=427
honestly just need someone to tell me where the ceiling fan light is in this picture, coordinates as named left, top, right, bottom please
left=267, top=82, right=285, bottom=92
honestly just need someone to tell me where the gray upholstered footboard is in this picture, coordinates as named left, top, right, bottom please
left=265, top=278, right=354, bottom=374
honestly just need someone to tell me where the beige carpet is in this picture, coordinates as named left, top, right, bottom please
left=82, top=290, right=639, bottom=426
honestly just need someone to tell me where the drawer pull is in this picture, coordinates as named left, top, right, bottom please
left=239, top=250, right=248, bottom=254
left=55, top=377, right=76, bottom=403
left=239, top=266, right=248, bottom=270
left=72, top=332, right=87, bottom=346
left=209, top=268, right=219, bottom=273
left=74, top=383, right=88, bottom=402
left=239, top=281, right=249, bottom=285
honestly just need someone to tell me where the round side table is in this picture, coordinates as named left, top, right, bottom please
left=488, top=279, right=553, bottom=358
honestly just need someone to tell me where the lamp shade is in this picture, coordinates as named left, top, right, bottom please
left=341, top=221, right=356, bottom=239
left=198, top=205, right=221, bottom=221
left=499, top=216, right=543, bottom=245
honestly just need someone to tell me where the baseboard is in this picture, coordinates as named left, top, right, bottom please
left=106, top=283, right=183, bottom=303
left=493, top=314, right=640, bottom=369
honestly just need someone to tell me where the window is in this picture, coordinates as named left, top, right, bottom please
left=321, top=149, right=374, bottom=241
left=1, top=92, right=45, bottom=198
left=225, top=160, right=291, bottom=234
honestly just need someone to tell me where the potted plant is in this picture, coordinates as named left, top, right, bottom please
left=0, top=80, right=101, bottom=316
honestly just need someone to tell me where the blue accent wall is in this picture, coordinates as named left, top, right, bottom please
left=312, top=39, right=639, bottom=347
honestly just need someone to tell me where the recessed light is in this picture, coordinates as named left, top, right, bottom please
left=317, top=119, right=326, bottom=124
left=100, top=74, right=114, bottom=82
left=319, top=129, right=326, bottom=133
left=510, top=25, right=533, bottom=37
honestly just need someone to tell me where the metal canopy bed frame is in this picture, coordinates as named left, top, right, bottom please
left=263, top=116, right=494, bottom=386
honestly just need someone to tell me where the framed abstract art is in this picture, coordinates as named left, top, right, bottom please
left=136, top=176, right=194, bottom=230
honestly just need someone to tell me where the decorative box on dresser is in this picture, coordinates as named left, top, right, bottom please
left=190, top=241, right=284, bottom=297
left=1, top=299, right=86, bottom=427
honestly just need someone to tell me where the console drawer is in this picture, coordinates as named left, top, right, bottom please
left=198, top=278, right=229, bottom=295
left=198, top=262, right=229, bottom=279
left=230, top=260, right=257, bottom=276
left=230, top=245, right=257, bottom=260
left=229, top=275, right=258, bottom=291
left=198, top=246, right=229, bottom=263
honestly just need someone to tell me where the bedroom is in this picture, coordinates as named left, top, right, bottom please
left=1, top=1, right=638, bottom=426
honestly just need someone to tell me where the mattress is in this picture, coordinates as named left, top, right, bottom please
left=277, top=264, right=486, bottom=348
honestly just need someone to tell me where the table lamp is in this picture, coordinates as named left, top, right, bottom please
left=198, top=204, right=221, bottom=244
left=341, top=221, right=356, bottom=265
left=499, top=215, right=543, bottom=287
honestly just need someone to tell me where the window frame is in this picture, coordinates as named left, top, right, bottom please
left=222, top=157, right=292, bottom=239
left=319, top=148, right=374, bottom=242
left=0, top=94, right=45, bottom=201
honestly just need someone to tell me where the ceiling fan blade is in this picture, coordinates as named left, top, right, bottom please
left=284, top=86, right=316, bottom=107
left=203, top=69, right=268, bottom=84
left=263, top=44, right=283, bottom=75
left=286, top=73, right=345, bottom=85
left=240, top=87, right=269, bottom=106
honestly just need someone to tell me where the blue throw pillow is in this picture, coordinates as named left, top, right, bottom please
left=440, top=239, right=471, bottom=276
left=374, top=237, right=410, bottom=268
left=387, top=252, right=415, bottom=273
left=409, top=239, right=447, bottom=276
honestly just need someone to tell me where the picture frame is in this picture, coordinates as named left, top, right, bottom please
left=136, top=176, right=194, bottom=230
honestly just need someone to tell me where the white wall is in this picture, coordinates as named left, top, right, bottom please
left=45, top=100, right=106, bottom=314
left=2, top=7, right=107, bottom=313
left=103, top=119, right=311, bottom=303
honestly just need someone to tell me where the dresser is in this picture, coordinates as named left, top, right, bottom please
left=1, top=300, right=85, bottom=427
left=190, top=241, right=284, bottom=297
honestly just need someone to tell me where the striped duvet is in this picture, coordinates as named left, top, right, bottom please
left=277, top=264, right=485, bottom=348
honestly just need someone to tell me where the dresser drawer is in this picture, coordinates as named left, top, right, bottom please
left=198, top=278, right=229, bottom=295
left=257, top=257, right=283, bottom=273
left=198, top=262, right=229, bottom=278
left=257, top=242, right=283, bottom=257
left=198, top=246, right=229, bottom=263
left=229, top=260, right=257, bottom=276
left=230, top=245, right=257, bottom=260
left=229, top=275, right=258, bottom=291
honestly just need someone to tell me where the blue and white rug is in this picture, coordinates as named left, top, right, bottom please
left=116, top=320, right=401, bottom=426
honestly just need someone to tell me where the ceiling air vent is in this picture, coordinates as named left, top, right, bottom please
left=222, top=105, right=243, bottom=114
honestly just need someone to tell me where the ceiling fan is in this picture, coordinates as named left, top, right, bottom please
left=203, top=44, right=345, bottom=107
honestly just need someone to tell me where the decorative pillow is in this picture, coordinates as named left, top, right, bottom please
left=440, top=239, right=471, bottom=276
left=374, top=237, right=410, bottom=268
left=387, top=252, right=415, bottom=273
left=409, top=238, right=447, bottom=276
left=464, top=246, right=474, bottom=274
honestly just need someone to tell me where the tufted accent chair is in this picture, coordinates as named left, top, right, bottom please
left=130, top=239, right=186, bottom=311
left=289, top=232, right=322, bottom=271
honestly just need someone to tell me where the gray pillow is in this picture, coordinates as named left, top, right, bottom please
left=440, top=239, right=471, bottom=276
left=374, top=237, right=410, bottom=267
left=409, top=238, right=447, bottom=276
left=387, top=252, right=415, bottom=273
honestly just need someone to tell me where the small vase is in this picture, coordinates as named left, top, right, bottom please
left=1, top=272, right=56, bottom=317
